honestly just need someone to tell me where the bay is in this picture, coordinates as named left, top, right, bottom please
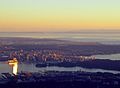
left=0, top=62, right=119, bottom=74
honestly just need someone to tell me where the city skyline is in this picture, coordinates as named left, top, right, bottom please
left=0, top=0, right=120, bottom=32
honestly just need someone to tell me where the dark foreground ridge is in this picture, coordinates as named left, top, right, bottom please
left=0, top=71, right=120, bottom=88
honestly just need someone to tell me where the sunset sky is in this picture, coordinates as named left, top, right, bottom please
left=0, top=0, right=120, bottom=32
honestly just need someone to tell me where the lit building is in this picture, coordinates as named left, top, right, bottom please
left=7, top=58, right=18, bottom=75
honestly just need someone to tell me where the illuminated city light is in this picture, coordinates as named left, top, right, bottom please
left=8, top=58, right=18, bottom=75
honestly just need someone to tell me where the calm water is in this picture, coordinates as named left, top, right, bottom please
left=0, top=31, right=120, bottom=44
left=94, top=54, right=120, bottom=60
left=0, top=62, right=120, bottom=74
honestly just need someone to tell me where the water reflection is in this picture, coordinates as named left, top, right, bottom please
left=0, top=62, right=119, bottom=74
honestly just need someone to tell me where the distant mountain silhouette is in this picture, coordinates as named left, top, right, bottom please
left=0, top=37, right=100, bottom=45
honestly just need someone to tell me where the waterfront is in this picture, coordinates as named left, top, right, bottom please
left=0, top=62, right=120, bottom=74
left=0, top=37, right=120, bottom=74
left=94, top=54, right=120, bottom=60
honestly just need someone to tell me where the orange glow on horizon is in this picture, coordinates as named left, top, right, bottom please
left=0, top=0, right=120, bottom=32
left=0, top=19, right=120, bottom=32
